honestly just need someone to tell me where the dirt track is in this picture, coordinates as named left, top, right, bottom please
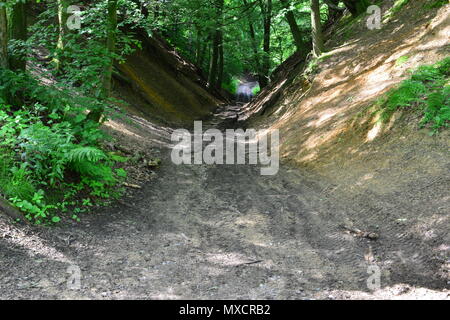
left=0, top=105, right=448, bottom=300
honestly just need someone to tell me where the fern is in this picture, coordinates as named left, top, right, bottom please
left=385, top=80, right=426, bottom=110
left=71, top=161, right=115, bottom=184
left=67, top=147, right=106, bottom=163
left=379, top=57, right=450, bottom=133
left=420, top=88, right=450, bottom=133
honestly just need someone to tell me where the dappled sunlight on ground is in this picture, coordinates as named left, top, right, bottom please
left=328, top=285, right=449, bottom=300
left=104, top=119, right=145, bottom=140
left=0, top=220, right=72, bottom=264
left=261, top=2, right=450, bottom=164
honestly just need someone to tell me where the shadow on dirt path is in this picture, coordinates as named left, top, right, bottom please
left=0, top=105, right=448, bottom=299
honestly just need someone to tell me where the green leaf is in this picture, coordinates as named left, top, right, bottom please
left=52, top=216, right=61, bottom=223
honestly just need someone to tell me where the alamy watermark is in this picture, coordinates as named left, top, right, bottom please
left=66, top=264, right=81, bottom=290
left=171, top=121, right=279, bottom=176
left=67, top=5, right=82, bottom=30
left=367, top=5, right=382, bottom=30
left=367, top=264, right=381, bottom=291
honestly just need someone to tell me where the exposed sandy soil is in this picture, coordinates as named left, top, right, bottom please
left=113, top=33, right=222, bottom=126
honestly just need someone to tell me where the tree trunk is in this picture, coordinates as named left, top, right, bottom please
left=197, top=40, right=207, bottom=69
left=195, top=28, right=202, bottom=65
left=207, top=29, right=220, bottom=87
left=103, top=0, right=117, bottom=96
left=280, top=0, right=308, bottom=59
left=216, top=31, right=224, bottom=89
left=311, top=0, right=324, bottom=57
left=88, top=0, right=117, bottom=123
left=0, top=7, right=8, bottom=69
left=243, top=0, right=261, bottom=78
left=55, top=0, right=70, bottom=73
left=259, top=0, right=272, bottom=88
left=342, top=0, right=370, bottom=17
left=207, top=0, right=224, bottom=89
left=8, top=1, right=27, bottom=71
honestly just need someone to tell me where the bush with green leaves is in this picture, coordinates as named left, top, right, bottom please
left=0, top=70, right=127, bottom=224
left=378, top=57, right=450, bottom=134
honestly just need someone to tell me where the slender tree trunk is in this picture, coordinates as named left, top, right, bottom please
left=259, top=0, right=272, bottom=88
left=207, top=0, right=224, bottom=89
left=8, top=1, right=27, bottom=71
left=89, top=0, right=117, bottom=123
left=208, top=29, right=220, bottom=87
left=195, top=28, right=202, bottom=65
left=311, top=0, right=324, bottom=57
left=195, top=28, right=208, bottom=69
left=243, top=0, right=261, bottom=78
left=0, top=7, right=8, bottom=69
left=56, top=0, right=70, bottom=73
left=248, top=21, right=261, bottom=74
left=216, top=32, right=224, bottom=89
left=198, top=41, right=207, bottom=69
left=0, top=6, right=8, bottom=104
left=102, top=0, right=117, bottom=98
left=280, top=0, right=308, bottom=59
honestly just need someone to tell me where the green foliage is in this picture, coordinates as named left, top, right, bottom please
left=378, top=57, right=450, bottom=134
left=384, top=0, right=411, bottom=21
left=305, top=52, right=334, bottom=75
left=0, top=70, right=128, bottom=224
left=252, top=84, right=261, bottom=95
left=395, top=55, right=409, bottom=67
left=423, top=0, right=449, bottom=9
left=27, top=1, right=141, bottom=97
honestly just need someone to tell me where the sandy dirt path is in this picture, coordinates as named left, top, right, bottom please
left=0, top=105, right=448, bottom=300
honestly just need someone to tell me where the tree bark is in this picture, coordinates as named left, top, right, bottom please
left=243, top=0, right=261, bottom=78
left=207, top=0, right=224, bottom=89
left=259, top=0, right=272, bottom=88
left=0, top=7, right=8, bottom=69
left=207, top=28, right=220, bottom=87
left=280, top=0, right=308, bottom=59
left=88, top=0, right=117, bottom=123
left=55, top=0, right=70, bottom=73
left=8, top=1, right=27, bottom=71
left=311, top=0, right=324, bottom=57
left=102, top=0, right=117, bottom=98
left=216, top=31, right=224, bottom=89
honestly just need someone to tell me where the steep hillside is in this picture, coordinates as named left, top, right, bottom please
left=242, top=0, right=449, bottom=179
left=113, top=33, right=223, bottom=126
left=236, top=0, right=450, bottom=295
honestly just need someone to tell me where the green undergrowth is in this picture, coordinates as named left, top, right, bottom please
left=0, top=70, right=129, bottom=225
left=384, top=0, right=410, bottom=21
left=375, top=57, right=450, bottom=134
left=223, top=77, right=261, bottom=96
left=423, top=0, right=449, bottom=10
